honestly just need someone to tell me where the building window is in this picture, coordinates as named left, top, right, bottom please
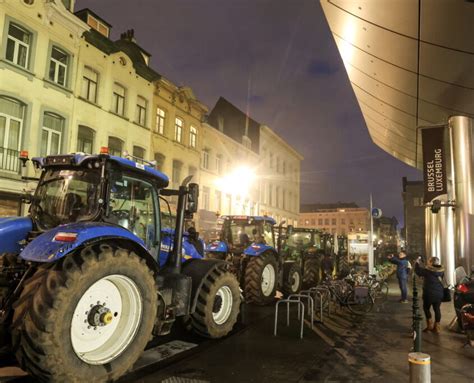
left=136, top=96, right=147, bottom=126
left=189, top=126, right=197, bottom=148
left=108, top=136, right=123, bottom=157
left=0, top=96, right=24, bottom=172
left=276, top=187, right=280, bottom=208
left=282, top=190, right=286, bottom=210
left=341, top=218, right=346, bottom=225
left=269, top=153, right=274, bottom=168
left=216, top=155, right=223, bottom=174
left=154, top=152, right=165, bottom=171
left=49, top=46, right=68, bottom=87
left=156, top=107, right=165, bottom=134
left=202, top=186, right=210, bottom=211
left=311, top=219, right=316, bottom=225
left=86, top=14, right=109, bottom=37
left=215, top=190, right=222, bottom=212
left=133, top=146, right=145, bottom=160
left=172, top=159, right=182, bottom=187
left=324, top=218, right=329, bottom=226
left=174, top=117, right=183, bottom=142
left=276, top=157, right=280, bottom=173
left=41, top=112, right=64, bottom=156
left=332, top=218, right=337, bottom=225
left=318, top=218, right=323, bottom=225
left=6, top=23, right=31, bottom=69
left=112, top=83, right=125, bottom=116
left=268, top=184, right=273, bottom=206
left=77, top=125, right=94, bottom=153
left=201, top=149, right=209, bottom=169
left=81, top=66, right=98, bottom=103
left=282, top=161, right=286, bottom=175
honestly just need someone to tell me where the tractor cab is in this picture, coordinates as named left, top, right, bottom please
left=207, top=215, right=276, bottom=256
left=283, top=228, right=323, bottom=260
left=18, top=152, right=169, bottom=262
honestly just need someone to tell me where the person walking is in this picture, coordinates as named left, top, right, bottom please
left=415, top=256, right=445, bottom=333
left=388, top=252, right=411, bottom=303
left=321, top=253, right=334, bottom=280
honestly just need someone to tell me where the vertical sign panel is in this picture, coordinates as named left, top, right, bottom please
left=422, top=127, right=447, bottom=203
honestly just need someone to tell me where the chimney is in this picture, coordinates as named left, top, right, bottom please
left=120, top=29, right=136, bottom=43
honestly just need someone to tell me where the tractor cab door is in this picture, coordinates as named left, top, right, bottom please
left=106, top=173, right=160, bottom=258
left=263, top=222, right=275, bottom=248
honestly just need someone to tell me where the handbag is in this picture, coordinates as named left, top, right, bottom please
left=438, top=276, right=451, bottom=302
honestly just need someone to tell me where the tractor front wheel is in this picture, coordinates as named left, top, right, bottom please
left=190, top=267, right=240, bottom=338
left=244, top=252, right=278, bottom=305
left=12, top=244, right=157, bottom=383
left=282, top=262, right=302, bottom=296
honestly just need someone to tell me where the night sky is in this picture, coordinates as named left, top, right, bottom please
left=77, top=0, right=421, bottom=225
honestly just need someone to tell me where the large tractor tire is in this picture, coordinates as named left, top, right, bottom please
left=282, top=262, right=303, bottom=296
left=11, top=244, right=158, bottom=383
left=303, top=257, right=320, bottom=288
left=244, top=252, right=278, bottom=305
left=0, top=253, right=19, bottom=359
left=190, top=267, right=240, bottom=338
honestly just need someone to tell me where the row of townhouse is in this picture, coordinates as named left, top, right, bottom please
left=0, top=0, right=303, bottom=232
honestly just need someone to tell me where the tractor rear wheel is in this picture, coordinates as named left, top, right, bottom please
left=303, top=257, right=320, bottom=288
left=244, top=252, right=278, bottom=305
left=11, top=244, right=157, bottom=383
left=206, top=252, right=227, bottom=260
left=190, top=267, right=240, bottom=338
left=282, top=262, right=302, bottom=296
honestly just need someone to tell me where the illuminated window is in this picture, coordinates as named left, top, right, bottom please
left=156, top=107, right=166, bottom=134
left=174, top=117, right=183, bottom=142
left=136, top=96, right=147, bottom=126
left=189, top=126, right=197, bottom=148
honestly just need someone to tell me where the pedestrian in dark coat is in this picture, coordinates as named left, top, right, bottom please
left=321, top=254, right=334, bottom=280
left=388, top=251, right=411, bottom=303
left=415, top=256, right=445, bottom=333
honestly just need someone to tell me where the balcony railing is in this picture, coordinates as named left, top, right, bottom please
left=0, top=147, right=21, bottom=173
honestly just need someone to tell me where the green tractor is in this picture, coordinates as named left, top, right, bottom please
left=282, top=228, right=324, bottom=288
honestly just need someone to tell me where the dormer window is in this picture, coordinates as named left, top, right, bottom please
left=87, top=14, right=109, bottom=37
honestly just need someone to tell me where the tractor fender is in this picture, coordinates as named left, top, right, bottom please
left=243, top=243, right=277, bottom=257
left=159, top=229, right=204, bottom=268
left=0, top=217, right=33, bottom=254
left=19, top=222, right=158, bottom=271
left=206, top=240, right=228, bottom=253
left=181, top=258, right=230, bottom=313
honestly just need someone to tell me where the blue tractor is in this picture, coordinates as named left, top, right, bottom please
left=0, top=152, right=241, bottom=382
left=206, top=215, right=302, bottom=305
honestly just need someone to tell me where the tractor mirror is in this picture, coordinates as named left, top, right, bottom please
left=187, top=183, right=199, bottom=214
left=287, top=225, right=294, bottom=235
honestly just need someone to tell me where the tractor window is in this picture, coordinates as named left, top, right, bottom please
left=107, top=175, right=158, bottom=247
left=33, top=168, right=101, bottom=230
left=287, top=232, right=312, bottom=248
left=263, top=223, right=274, bottom=247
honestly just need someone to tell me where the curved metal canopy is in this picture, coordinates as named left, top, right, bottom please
left=320, top=0, right=474, bottom=169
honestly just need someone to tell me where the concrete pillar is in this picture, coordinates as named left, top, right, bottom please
left=424, top=207, right=432, bottom=260
left=449, top=116, right=474, bottom=274
left=438, top=199, right=456, bottom=285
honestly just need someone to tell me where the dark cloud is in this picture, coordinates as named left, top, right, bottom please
left=307, top=59, right=339, bottom=77
left=76, top=0, right=422, bottom=226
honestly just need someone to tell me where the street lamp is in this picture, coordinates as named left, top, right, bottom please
left=215, top=166, right=256, bottom=197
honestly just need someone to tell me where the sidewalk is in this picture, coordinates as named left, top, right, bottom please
left=130, top=278, right=474, bottom=383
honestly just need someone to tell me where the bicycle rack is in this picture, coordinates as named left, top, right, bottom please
left=288, top=293, right=315, bottom=329
left=274, top=298, right=305, bottom=339
left=301, top=287, right=330, bottom=323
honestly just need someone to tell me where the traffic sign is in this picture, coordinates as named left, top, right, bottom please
left=371, top=208, right=382, bottom=218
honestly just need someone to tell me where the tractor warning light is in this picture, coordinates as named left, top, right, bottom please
left=100, top=147, right=109, bottom=155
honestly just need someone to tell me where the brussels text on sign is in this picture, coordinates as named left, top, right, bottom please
left=422, top=127, right=447, bottom=203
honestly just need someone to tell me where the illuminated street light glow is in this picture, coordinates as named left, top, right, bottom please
left=215, top=166, right=256, bottom=197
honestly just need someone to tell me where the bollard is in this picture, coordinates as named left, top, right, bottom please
left=408, top=352, right=431, bottom=383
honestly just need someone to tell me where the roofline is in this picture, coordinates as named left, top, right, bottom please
left=260, top=125, right=304, bottom=160
left=202, top=123, right=259, bottom=158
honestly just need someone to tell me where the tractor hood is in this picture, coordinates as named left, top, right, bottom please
left=0, top=217, right=33, bottom=254
left=20, top=222, right=147, bottom=263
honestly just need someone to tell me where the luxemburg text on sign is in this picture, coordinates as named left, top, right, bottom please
left=422, top=127, right=447, bottom=203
